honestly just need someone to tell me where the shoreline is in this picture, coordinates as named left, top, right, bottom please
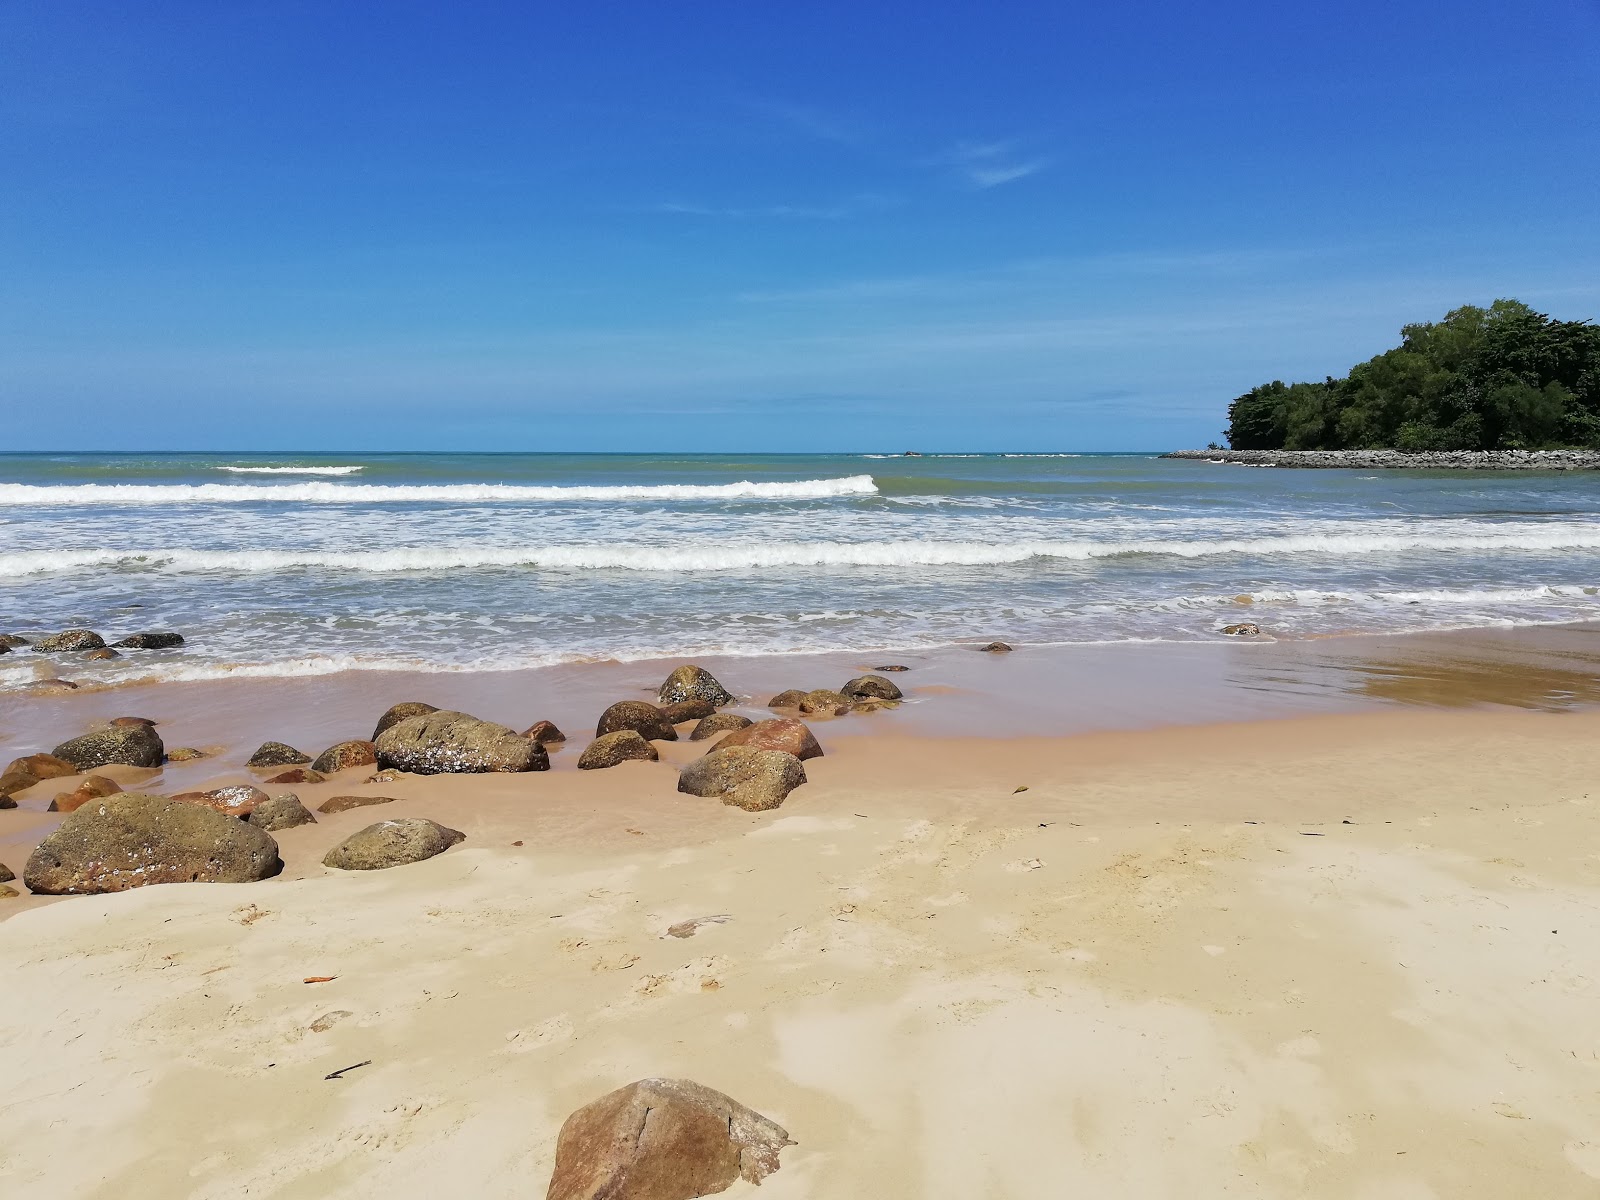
left=1163, top=448, right=1600, bottom=469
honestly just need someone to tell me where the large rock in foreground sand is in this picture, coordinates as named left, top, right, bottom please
left=24, top=793, right=281, bottom=894
left=657, top=665, right=735, bottom=708
left=52, top=724, right=165, bottom=771
left=715, top=717, right=822, bottom=761
left=323, top=818, right=464, bottom=870
left=677, top=746, right=806, bottom=812
left=595, top=700, right=678, bottom=742
left=546, top=1077, right=792, bottom=1200
left=311, top=740, right=378, bottom=774
left=578, top=730, right=659, bottom=770
left=375, top=711, right=546, bottom=774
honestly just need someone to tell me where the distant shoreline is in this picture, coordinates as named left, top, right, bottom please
left=1162, top=448, right=1600, bottom=470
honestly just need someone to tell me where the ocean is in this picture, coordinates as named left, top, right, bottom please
left=4, top=451, right=1600, bottom=693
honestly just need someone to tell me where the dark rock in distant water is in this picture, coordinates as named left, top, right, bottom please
left=111, top=632, right=185, bottom=649
left=661, top=698, right=717, bottom=724
left=318, top=794, right=396, bottom=815
left=578, top=730, right=659, bottom=769
left=545, top=1077, right=792, bottom=1200
left=248, top=793, right=317, bottom=832
left=841, top=673, right=903, bottom=702
left=311, top=740, right=379, bottom=774
left=689, top=712, right=753, bottom=740
left=323, top=818, right=463, bottom=871
left=979, top=641, right=1014, bottom=653
left=53, top=724, right=165, bottom=770
left=371, top=701, right=438, bottom=741
left=1163, top=449, right=1600, bottom=470
left=25, top=793, right=280, bottom=894
left=35, top=629, right=106, bottom=652
left=522, top=719, right=566, bottom=745
left=1221, top=623, right=1262, bottom=636
left=595, top=700, right=678, bottom=742
left=248, top=741, right=312, bottom=769
left=658, top=664, right=735, bottom=707
left=716, top=717, right=823, bottom=761
left=375, top=711, right=546, bottom=774
left=677, top=746, right=807, bottom=811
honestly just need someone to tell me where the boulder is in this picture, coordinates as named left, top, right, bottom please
left=0, top=862, right=12, bottom=884
left=375, top=711, right=547, bottom=774
left=688, top=713, right=753, bottom=741
left=171, top=785, right=269, bottom=817
left=979, top=641, right=1013, bottom=652
left=0, top=788, right=17, bottom=810
left=5, top=753, right=78, bottom=782
left=109, top=716, right=158, bottom=728
left=34, top=629, right=106, bottom=652
left=23, top=793, right=281, bottom=894
left=311, top=740, right=379, bottom=774
left=578, top=730, right=659, bottom=770
left=873, top=664, right=910, bottom=672
left=677, top=746, right=807, bottom=812
left=49, top=775, right=122, bottom=813
left=52, top=724, right=165, bottom=770
left=768, top=689, right=807, bottom=709
left=0, top=642, right=9, bottom=654
left=247, top=741, right=312, bottom=769
left=318, top=794, right=397, bottom=815
left=371, top=701, right=439, bottom=741
left=322, top=818, right=464, bottom=871
left=716, top=718, right=822, bottom=761
left=0, top=634, right=29, bottom=648
left=265, top=766, right=325, bottom=785
left=165, top=747, right=206, bottom=762
left=661, top=698, right=716, bottom=724
left=595, top=700, right=678, bottom=742
left=111, top=632, right=185, bottom=649
left=248, top=793, right=317, bottom=832
left=841, top=674, right=903, bottom=702
left=1221, top=623, right=1261, bottom=637
left=522, top=719, right=566, bottom=745
left=798, top=689, right=851, bottom=717
left=657, top=665, right=735, bottom=708
left=545, top=1077, right=791, bottom=1200
left=83, top=647, right=121, bottom=661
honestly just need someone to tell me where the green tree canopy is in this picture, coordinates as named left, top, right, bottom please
left=1225, top=300, right=1600, bottom=450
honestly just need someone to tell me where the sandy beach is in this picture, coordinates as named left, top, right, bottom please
left=4, top=633, right=1600, bottom=1197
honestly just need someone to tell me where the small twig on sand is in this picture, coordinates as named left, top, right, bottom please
left=324, top=1060, right=372, bottom=1081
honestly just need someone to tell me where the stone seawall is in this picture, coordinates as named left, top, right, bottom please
left=1161, top=449, right=1600, bottom=471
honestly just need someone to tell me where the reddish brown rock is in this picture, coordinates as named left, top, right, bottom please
left=265, top=766, right=326, bottom=785
left=5, top=753, right=78, bottom=782
left=49, top=775, right=122, bottom=813
left=311, top=740, right=379, bottom=774
left=317, top=794, right=397, bottom=815
left=171, top=785, right=269, bottom=817
left=522, top=720, right=566, bottom=745
left=716, top=718, right=823, bottom=761
left=545, top=1077, right=792, bottom=1200
left=108, top=716, right=158, bottom=728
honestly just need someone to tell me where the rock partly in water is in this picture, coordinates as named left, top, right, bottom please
left=248, top=793, right=317, bottom=832
left=1221, top=623, right=1262, bottom=636
left=34, top=629, right=106, bottom=652
left=165, top=747, right=206, bottom=762
left=661, top=698, right=717, bottom=724
left=688, top=713, right=754, bottom=741
left=247, top=741, right=312, bottom=769
left=371, top=701, right=439, bottom=742
left=5, top=753, right=79, bottom=782
left=767, top=689, right=807, bottom=709
left=375, top=711, right=547, bottom=774
left=311, top=740, right=379, bottom=774
left=873, top=664, right=911, bottom=672
left=522, top=719, right=566, bottom=745
left=111, top=632, right=185, bottom=649
left=318, top=794, right=397, bottom=815
left=578, top=730, right=659, bottom=770
left=49, top=775, right=122, bottom=813
left=841, top=673, right=903, bottom=702
left=24, top=793, right=281, bottom=894
left=109, top=716, right=158, bottom=728
left=52, top=724, right=165, bottom=771
left=171, top=785, right=269, bottom=817
left=265, top=766, right=325, bottom=785
left=716, top=717, right=823, bottom=761
left=797, top=689, right=852, bottom=717
left=83, top=647, right=121, bottom=661
left=0, top=634, right=29, bottom=648
left=322, top=818, right=464, bottom=871
left=677, top=746, right=807, bottom=812
left=595, top=700, right=678, bottom=742
left=545, top=1077, right=792, bottom=1200
left=979, top=641, right=1014, bottom=653
left=658, top=665, right=735, bottom=708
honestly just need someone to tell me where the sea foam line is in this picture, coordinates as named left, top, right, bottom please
left=216, top=465, right=365, bottom=475
left=7, top=526, right=1600, bottom=575
left=0, top=475, right=878, bottom=505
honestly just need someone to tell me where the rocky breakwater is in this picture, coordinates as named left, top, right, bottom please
left=1163, top=448, right=1600, bottom=470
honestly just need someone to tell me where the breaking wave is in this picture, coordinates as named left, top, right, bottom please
left=216, top=465, right=366, bottom=475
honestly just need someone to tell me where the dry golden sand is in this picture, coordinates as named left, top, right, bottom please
left=3, top=707, right=1600, bottom=1197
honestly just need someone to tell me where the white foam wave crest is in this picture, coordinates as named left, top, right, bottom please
left=216, top=465, right=365, bottom=475
left=7, top=526, right=1600, bottom=576
left=0, top=475, right=877, bottom=505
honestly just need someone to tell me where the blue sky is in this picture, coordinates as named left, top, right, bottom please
left=3, top=1, right=1598, bottom=451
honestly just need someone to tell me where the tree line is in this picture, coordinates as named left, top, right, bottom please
left=1224, top=300, right=1600, bottom=451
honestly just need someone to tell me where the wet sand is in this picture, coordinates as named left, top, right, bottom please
left=4, top=628, right=1600, bottom=1196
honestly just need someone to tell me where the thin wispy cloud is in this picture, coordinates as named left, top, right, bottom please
left=928, top=139, right=1050, bottom=189
left=747, top=99, right=873, bottom=146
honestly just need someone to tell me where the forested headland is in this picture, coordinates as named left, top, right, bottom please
left=1225, top=300, right=1600, bottom=451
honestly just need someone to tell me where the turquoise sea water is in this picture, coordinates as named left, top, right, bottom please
left=3, top=451, right=1600, bottom=691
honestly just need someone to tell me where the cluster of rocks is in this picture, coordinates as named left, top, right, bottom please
left=765, top=671, right=905, bottom=717
left=0, top=628, right=186, bottom=662
left=1163, top=448, right=1600, bottom=471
